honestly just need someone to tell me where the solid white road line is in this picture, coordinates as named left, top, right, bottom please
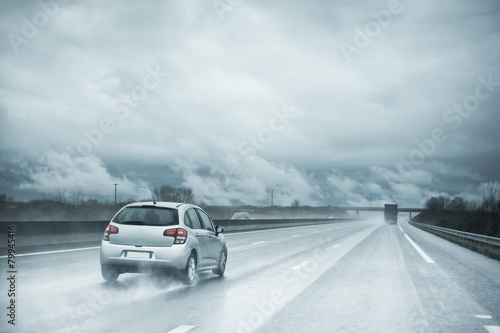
left=0, top=246, right=100, bottom=259
left=404, top=234, right=435, bottom=264
left=484, top=326, right=500, bottom=333
left=167, top=325, right=196, bottom=333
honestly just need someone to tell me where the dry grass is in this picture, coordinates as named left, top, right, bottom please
left=414, top=226, right=500, bottom=261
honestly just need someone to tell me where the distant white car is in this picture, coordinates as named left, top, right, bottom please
left=100, top=202, right=227, bottom=285
left=231, top=212, right=251, bottom=220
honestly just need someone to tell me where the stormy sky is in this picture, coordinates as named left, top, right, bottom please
left=1, top=0, right=499, bottom=207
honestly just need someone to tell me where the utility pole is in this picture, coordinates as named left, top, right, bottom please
left=271, top=189, right=274, bottom=207
left=113, top=184, right=118, bottom=204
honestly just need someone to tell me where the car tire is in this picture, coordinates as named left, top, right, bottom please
left=182, top=253, right=197, bottom=285
left=213, top=247, right=227, bottom=276
left=101, top=264, right=120, bottom=282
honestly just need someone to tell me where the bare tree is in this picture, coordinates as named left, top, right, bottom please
left=70, top=186, right=85, bottom=205
left=425, top=196, right=450, bottom=211
left=153, top=185, right=195, bottom=203
left=54, top=187, right=66, bottom=202
left=450, top=196, right=467, bottom=211
left=466, top=200, right=479, bottom=212
left=481, top=174, right=500, bottom=212
left=291, top=198, right=300, bottom=207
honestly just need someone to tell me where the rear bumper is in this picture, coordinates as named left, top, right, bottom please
left=100, top=240, right=191, bottom=271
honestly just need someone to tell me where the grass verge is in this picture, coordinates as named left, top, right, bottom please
left=413, top=225, right=500, bottom=261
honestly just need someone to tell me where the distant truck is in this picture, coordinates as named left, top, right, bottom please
left=384, top=204, right=398, bottom=224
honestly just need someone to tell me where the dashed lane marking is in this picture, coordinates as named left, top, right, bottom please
left=332, top=244, right=340, bottom=249
left=252, top=241, right=267, bottom=245
left=476, top=315, right=493, bottom=319
left=167, top=325, right=196, bottom=333
left=292, top=261, right=310, bottom=270
left=291, top=235, right=300, bottom=238
left=404, top=234, right=435, bottom=264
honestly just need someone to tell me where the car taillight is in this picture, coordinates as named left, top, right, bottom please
left=103, top=225, right=119, bottom=241
left=163, top=228, right=187, bottom=244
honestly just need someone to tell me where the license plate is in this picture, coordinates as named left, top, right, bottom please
left=124, top=251, right=152, bottom=259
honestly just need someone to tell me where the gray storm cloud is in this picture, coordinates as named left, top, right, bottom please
left=0, top=0, right=499, bottom=206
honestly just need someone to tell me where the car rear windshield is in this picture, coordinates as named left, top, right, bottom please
left=112, top=206, right=179, bottom=226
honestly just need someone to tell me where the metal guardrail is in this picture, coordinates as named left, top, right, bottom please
left=410, top=221, right=500, bottom=248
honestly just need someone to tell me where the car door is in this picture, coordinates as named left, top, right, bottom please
left=185, top=208, right=211, bottom=267
left=196, top=209, right=221, bottom=266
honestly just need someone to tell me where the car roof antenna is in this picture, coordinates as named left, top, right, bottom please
left=149, top=187, right=157, bottom=204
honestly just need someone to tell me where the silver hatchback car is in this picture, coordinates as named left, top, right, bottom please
left=100, top=202, right=227, bottom=284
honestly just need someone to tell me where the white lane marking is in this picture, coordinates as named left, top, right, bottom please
left=252, top=241, right=267, bottom=245
left=292, top=261, right=310, bottom=270
left=167, top=325, right=196, bottom=333
left=485, top=326, right=500, bottom=333
left=404, top=234, right=435, bottom=264
left=327, top=228, right=333, bottom=231
left=332, top=244, right=340, bottom=249
left=0, top=246, right=100, bottom=259
left=291, top=235, right=300, bottom=238
left=476, top=315, right=493, bottom=319
left=313, top=231, right=319, bottom=234
left=399, top=225, right=404, bottom=232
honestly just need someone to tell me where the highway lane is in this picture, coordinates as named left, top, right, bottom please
left=258, top=219, right=500, bottom=332
left=1, top=218, right=500, bottom=332
left=1, top=220, right=375, bottom=332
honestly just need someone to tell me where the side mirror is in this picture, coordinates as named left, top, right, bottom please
left=215, top=225, right=224, bottom=236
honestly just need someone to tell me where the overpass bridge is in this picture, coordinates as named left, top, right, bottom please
left=335, top=205, right=425, bottom=220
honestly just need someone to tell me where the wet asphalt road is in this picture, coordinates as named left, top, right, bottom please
left=2, top=219, right=500, bottom=332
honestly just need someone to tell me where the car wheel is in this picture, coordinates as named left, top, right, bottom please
left=183, top=253, right=197, bottom=285
left=101, top=265, right=119, bottom=282
left=213, top=248, right=227, bottom=276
